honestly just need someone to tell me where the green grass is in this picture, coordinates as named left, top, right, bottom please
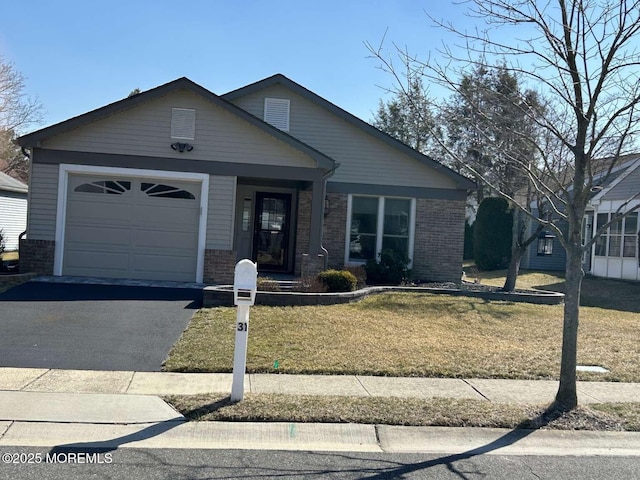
left=165, top=393, right=640, bottom=431
left=164, top=290, right=640, bottom=382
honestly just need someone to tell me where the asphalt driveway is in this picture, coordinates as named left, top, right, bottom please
left=0, top=282, right=202, bottom=371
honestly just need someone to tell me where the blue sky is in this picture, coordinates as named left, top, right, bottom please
left=2, top=1, right=475, bottom=131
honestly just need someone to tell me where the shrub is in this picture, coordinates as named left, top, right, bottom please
left=473, top=197, right=513, bottom=271
left=256, top=277, right=281, bottom=292
left=344, top=264, right=367, bottom=289
left=317, top=269, right=357, bottom=292
left=295, top=275, right=328, bottom=293
left=364, top=249, right=411, bottom=285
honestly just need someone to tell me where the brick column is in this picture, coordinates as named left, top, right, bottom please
left=322, top=193, right=348, bottom=270
left=203, top=249, right=237, bottom=284
left=301, top=253, right=326, bottom=278
left=19, top=239, right=55, bottom=275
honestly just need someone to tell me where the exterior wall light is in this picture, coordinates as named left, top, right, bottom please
left=537, top=231, right=555, bottom=256
left=171, top=142, right=193, bottom=152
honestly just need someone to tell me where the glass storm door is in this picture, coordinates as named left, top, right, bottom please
left=253, top=192, right=291, bottom=271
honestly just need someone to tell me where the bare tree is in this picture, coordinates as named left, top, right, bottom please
left=0, top=55, right=43, bottom=182
left=369, top=0, right=640, bottom=410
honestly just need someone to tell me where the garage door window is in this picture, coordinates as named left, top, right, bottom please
left=75, top=180, right=131, bottom=195
left=141, top=182, right=195, bottom=199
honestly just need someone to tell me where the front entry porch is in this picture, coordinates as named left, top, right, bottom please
left=233, top=178, right=327, bottom=276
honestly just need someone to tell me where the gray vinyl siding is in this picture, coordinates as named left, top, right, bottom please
left=229, top=84, right=458, bottom=189
left=601, top=165, right=640, bottom=201
left=27, top=162, right=59, bottom=241
left=521, top=213, right=567, bottom=271
left=41, top=90, right=316, bottom=169
left=206, top=175, right=236, bottom=249
left=0, top=191, right=27, bottom=250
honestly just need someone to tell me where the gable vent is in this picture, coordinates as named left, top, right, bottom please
left=171, top=108, right=196, bottom=140
left=264, top=98, right=290, bottom=131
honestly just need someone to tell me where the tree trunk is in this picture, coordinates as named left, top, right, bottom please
left=554, top=240, right=584, bottom=410
left=502, top=247, right=523, bottom=292
left=502, top=207, right=521, bottom=292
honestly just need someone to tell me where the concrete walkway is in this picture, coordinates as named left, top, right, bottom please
left=2, top=367, right=639, bottom=403
left=0, top=367, right=639, bottom=455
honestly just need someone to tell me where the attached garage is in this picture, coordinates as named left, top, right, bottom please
left=61, top=172, right=203, bottom=282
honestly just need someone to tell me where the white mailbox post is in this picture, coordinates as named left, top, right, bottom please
left=231, top=259, right=258, bottom=402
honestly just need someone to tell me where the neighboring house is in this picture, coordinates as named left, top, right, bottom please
left=521, top=155, right=640, bottom=279
left=586, top=156, right=640, bottom=280
left=16, top=75, right=474, bottom=284
left=0, top=171, right=28, bottom=251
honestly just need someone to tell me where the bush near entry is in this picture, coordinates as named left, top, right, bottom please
left=317, top=269, right=358, bottom=292
left=365, top=249, right=411, bottom=285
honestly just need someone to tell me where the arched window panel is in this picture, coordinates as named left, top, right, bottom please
left=75, top=180, right=131, bottom=194
left=141, top=182, right=195, bottom=199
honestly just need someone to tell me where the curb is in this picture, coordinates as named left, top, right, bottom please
left=1, top=422, right=638, bottom=456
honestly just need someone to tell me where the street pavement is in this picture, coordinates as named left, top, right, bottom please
left=0, top=367, right=638, bottom=456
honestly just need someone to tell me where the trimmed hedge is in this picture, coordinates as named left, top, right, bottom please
left=473, top=197, right=513, bottom=270
left=317, top=269, right=358, bottom=292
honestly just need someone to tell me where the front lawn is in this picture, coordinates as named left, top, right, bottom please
left=165, top=394, right=640, bottom=431
left=163, top=289, right=640, bottom=382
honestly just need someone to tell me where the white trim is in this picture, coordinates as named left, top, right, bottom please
left=55, top=164, right=209, bottom=283
left=343, top=194, right=416, bottom=267
left=376, top=197, right=385, bottom=256
left=344, top=194, right=353, bottom=265
left=591, top=158, right=640, bottom=203
left=408, top=198, right=416, bottom=267
left=229, top=177, right=238, bottom=250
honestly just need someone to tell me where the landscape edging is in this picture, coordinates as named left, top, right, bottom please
left=203, top=285, right=565, bottom=307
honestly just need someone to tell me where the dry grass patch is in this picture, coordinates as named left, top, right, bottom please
left=0, top=251, right=19, bottom=262
left=479, top=269, right=640, bottom=313
left=165, top=393, right=638, bottom=431
left=163, top=293, right=640, bottom=382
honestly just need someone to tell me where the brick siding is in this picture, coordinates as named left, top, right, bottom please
left=322, top=193, right=348, bottom=269
left=294, top=190, right=312, bottom=275
left=412, top=198, right=466, bottom=282
left=204, top=249, right=236, bottom=284
left=19, top=239, right=55, bottom=275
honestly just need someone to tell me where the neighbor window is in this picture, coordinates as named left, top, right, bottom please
left=347, top=195, right=415, bottom=264
left=594, top=212, right=638, bottom=258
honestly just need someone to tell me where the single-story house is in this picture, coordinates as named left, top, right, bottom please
left=16, top=74, right=475, bottom=284
left=0, top=171, right=28, bottom=251
left=586, top=156, right=640, bottom=280
left=521, top=155, right=640, bottom=279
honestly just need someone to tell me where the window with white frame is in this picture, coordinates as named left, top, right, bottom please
left=594, top=212, right=638, bottom=257
left=347, top=195, right=415, bottom=263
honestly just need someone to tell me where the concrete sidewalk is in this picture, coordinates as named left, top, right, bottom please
left=1, top=367, right=639, bottom=403
left=0, top=367, right=639, bottom=455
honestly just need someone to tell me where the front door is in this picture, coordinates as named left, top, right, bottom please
left=253, top=192, right=292, bottom=272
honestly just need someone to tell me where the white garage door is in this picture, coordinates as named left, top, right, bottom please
left=63, top=174, right=201, bottom=281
